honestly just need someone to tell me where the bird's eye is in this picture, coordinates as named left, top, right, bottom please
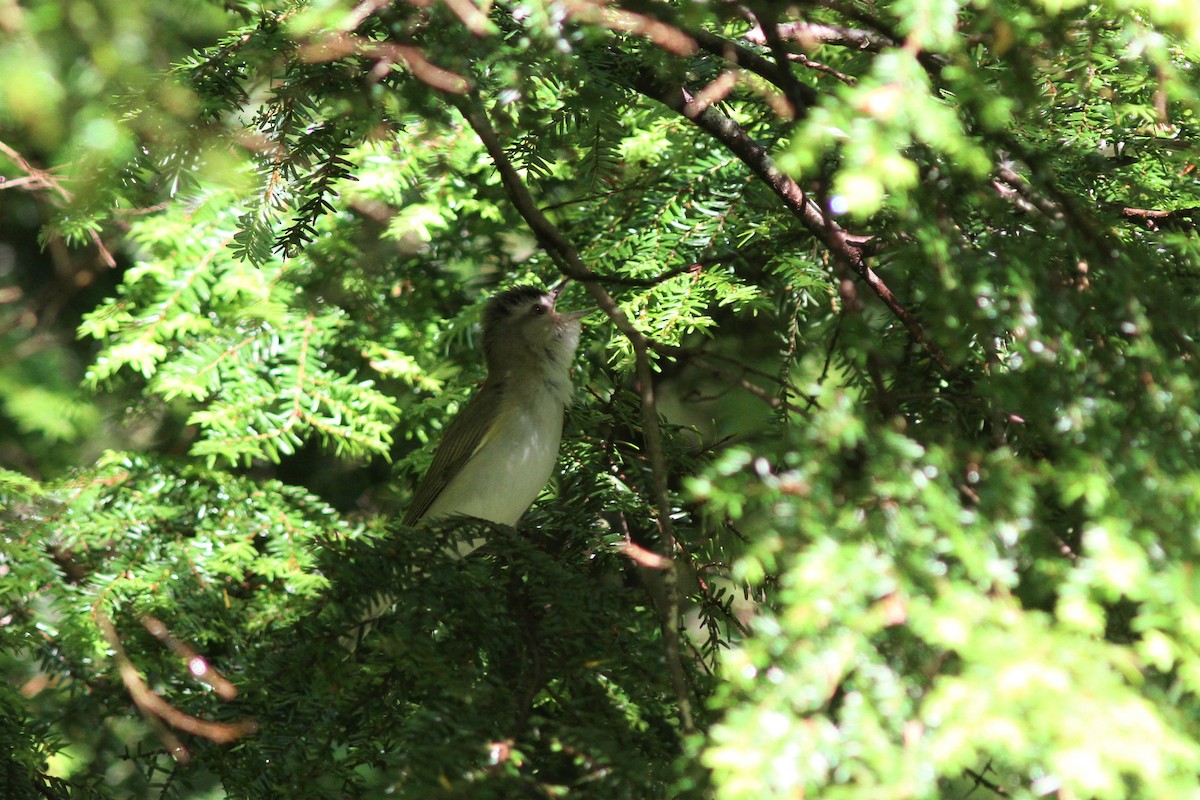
left=529, top=304, right=547, bottom=316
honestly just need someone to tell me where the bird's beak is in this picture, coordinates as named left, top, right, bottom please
left=562, top=307, right=598, bottom=322
left=550, top=278, right=598, bottom=321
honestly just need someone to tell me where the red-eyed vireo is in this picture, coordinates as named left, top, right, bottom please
left=343, top=284, right=588, bottom=651
left=403, top=283, right=590, bottom=534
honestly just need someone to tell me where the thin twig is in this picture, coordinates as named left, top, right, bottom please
left=450, top=96, right=696, bottom=735
left=94, top=612, right=257, bottom=763
left=962, top=759, right=1009, bottom=797
left=0, top=174, right=53, bottom=191
left=746, top=10, right=815, bottom=118
left=1118, top=205, right=1200, bottom=231
left=342, top=0, right=393, bottom=30
left=994, top=163, right=1063, bottom=221
left=1120, top=206, right=1200, bottom=220
left=0, top=139, right=118, bottom=267
left=689, top=29, right=817, bottom=113
left=141, top=615, right=239, bottom=700
left=790, top=52, right=857, bottom=85
left=299, top=32, right=473, bottom=93
left=561, top=0, right=698, bottom=56
left=623, top=540, right=673, bottom=569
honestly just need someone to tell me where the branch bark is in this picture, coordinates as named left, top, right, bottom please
left=1119, top=205, right=1200, bottom=231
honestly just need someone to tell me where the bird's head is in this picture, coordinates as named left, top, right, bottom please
left=481, top=284, right=589, bottom=376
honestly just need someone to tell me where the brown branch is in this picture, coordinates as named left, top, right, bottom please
left=141, top=615, right=239, bottom=700
left=746, top=10, right=817, bottom=118
left=449, top=96, right=696, bottom=735
left=0, top=174, right=54, bottom=191
left=990, top=177, right=1039, bottom=215
left=380, top=43, right=474, bottom=92
left=1118, top=205, right=1200, bottom=231
left=1120, top=206, right=1200, bottom=219
left=0, top=139, right=117, bottom=268
left=635, top=80, right=831, bottom=236
left=435, top=0, right=494, bottom=36
left=0, top=140, right=55, bottom=188
left=689, top=29, right=817, bottom=114
left=299, top=32, right=473, bottom=93
left=95, top=612, right=257, bottom=762
left=621, top=3, right=821, bottom=113
left=561, top=0, right=697, bottom=55
left=686, top=69, right=740, bottom=116
left=343, top=0, right=394, bottom=30
left=744, top=21, right=895, bottom=51
left=789, top=52, right=857, bottom=85
left=622, top=540, right=673, bottom=569
left=994, top=163, right=1064, bottom=221
left=632, top=76, right=954, bottom=374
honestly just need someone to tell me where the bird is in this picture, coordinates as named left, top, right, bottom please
left=402, top=282, right=590, bottom=536
left=342, top=284, right=589, bottom=651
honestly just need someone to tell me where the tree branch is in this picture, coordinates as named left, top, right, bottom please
left=745, top=9, right=819, bottom=117
left=689, top=29, right=817, bottom=115
left=631, top=76, right=954, bottom=374
left=631, top=2, right=818, bottom=113
left=0, top=139, right=117, bottom=268
left=1118, top=205, right=1200, bottom=231
left=94, top=612, right=257, bottom=763
left=744, top=21, right=895, bottom=51
left=994, top=163, right=1064, bottom=221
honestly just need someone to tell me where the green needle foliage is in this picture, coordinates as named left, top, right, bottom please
left=4, top=0, right=1200, bottom=797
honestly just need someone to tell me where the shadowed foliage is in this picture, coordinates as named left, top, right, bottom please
left=4, top=0, right=1200, bottom=797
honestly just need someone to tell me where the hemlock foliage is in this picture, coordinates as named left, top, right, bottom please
left=4, top=0, right=1200, bottom=797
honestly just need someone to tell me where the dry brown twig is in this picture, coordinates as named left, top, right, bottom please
left=298, top=31, right=472, bottom=93
left=562, top=0, right=697, bottom=55
left=95, top=612, right=257, bottom=763
left=0, top=139, right=117, bottom=268
left=744, top=21, right=895, bottom=51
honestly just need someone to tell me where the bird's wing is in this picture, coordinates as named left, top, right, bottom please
left=402, top=381, right=503, bottom=526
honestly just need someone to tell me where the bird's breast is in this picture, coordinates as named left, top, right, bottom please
left=424, top=385, right=567, bottom=526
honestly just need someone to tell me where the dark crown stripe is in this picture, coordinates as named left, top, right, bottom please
left=492, top=285, right=547, bottom=309
left=484, top=286, right=549, bottom=331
